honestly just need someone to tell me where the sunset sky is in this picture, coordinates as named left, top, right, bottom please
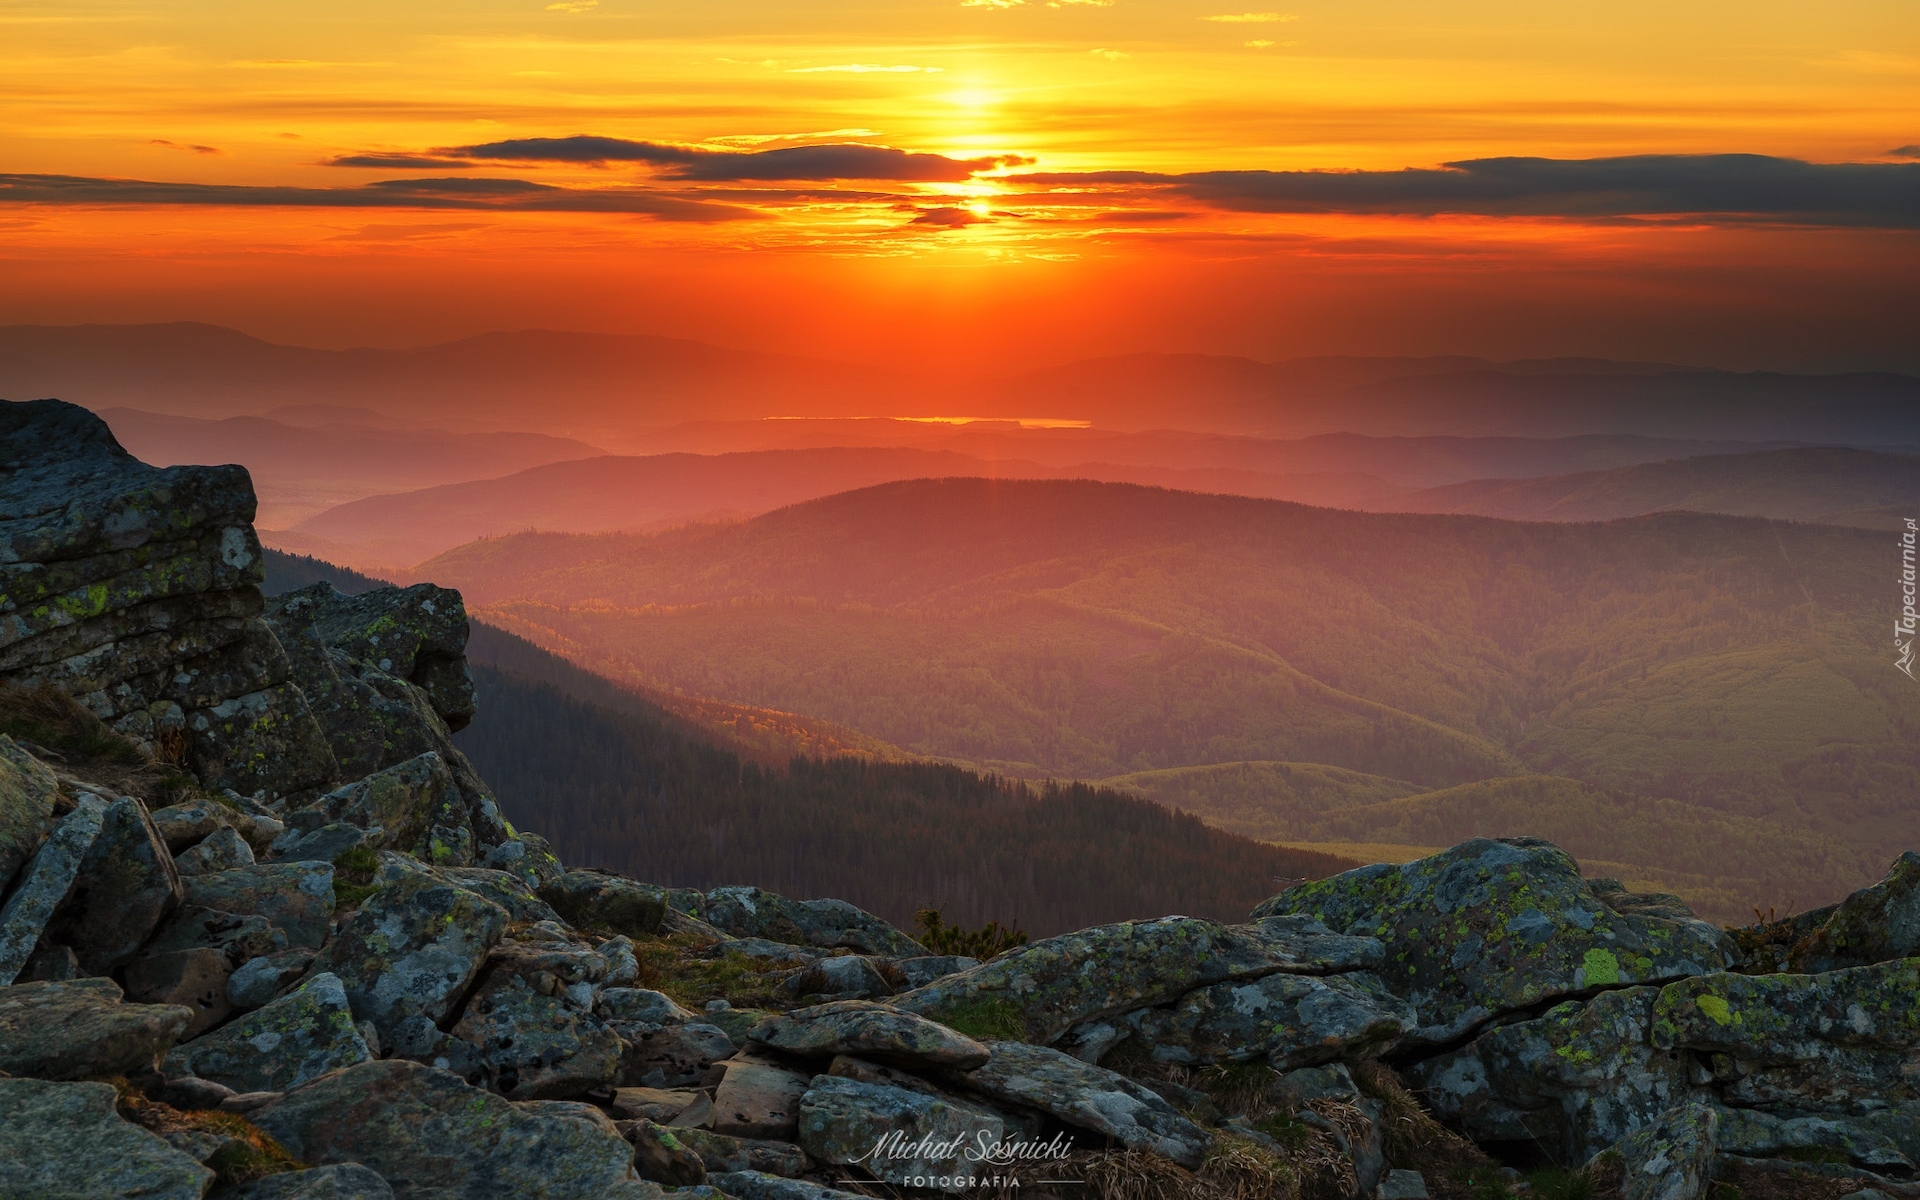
left=3, top=0, right=1917, bottom=370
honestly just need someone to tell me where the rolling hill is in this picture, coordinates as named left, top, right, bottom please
left=1386, top=446, right=1920, bottom=529
left=410, top=478, right=1916, bottom=914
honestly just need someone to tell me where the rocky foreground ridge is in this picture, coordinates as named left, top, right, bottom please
left=0, top=396, right=1917, bottom=1200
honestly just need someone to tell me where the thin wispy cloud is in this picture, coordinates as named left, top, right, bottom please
left=787, top=64, right=943, bottom=74
left=151, top=139, right=221, bottom=155
left=545, top=0, right=596, bottom=10
left=1090, top=48, right=1129, bottom=61
left=1201, top=12, right=1295, bottom=22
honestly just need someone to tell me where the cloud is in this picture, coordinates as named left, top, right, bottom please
left=1015, top=154, right=1920, bottom=227
left=787, top=64, right=942, bottom=73
left=327, top=153, right=474, bottom=169
left=0, top=172, right=757, bottom=221
left=909, top=207, right=991, bottom=227
left=151, top=139, right=221, bottom=154
left=1201, top=11, right=1295, bottom=21
left=545, top=0, right=596, bottom=10
left=429, top=135, right=1030, bottom=182
left=1892, top=145, right=1920, bottom=159
left=960, top=0, right=1025, bottom=6
left=1090, top=48, right=1129, bottom=61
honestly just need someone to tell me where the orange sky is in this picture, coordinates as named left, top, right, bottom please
left=2, top=0, right=1917, bottom=370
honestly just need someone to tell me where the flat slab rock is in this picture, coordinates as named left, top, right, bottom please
left=252, top=1058, right=641, bottom=1200
left=0, top=1077, right=214, bottom=1200
left=749, top=999, right=990, bottom=1069
left=1255, top=837, right=1733, bottom=1043
left=951, top=1040, right=1211, bottom=1169
left=164, top=971, right=373, bottom=1094
left=1120, top=967, right=1414, bottom=1070
left=799, top=1074, right=1005, bottom=1193
left=0, top=976, right=192, bottom=1080
left=704, top=886, right=926, bottom=957
left=0, top=792, right=107, bottom=985
left=891, top=915, right=1304, bottom=1044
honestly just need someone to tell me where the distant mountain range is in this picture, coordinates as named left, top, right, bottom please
left=8, top=321, right=1918, bottom=444
left=408, top=476, right=1913, bottom=916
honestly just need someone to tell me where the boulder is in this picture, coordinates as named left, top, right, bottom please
left=45, top=794, right=184, bottom=974
left=0, top=736, right=57, bottom=894
left=300, top=869, right=507, bottom=1040
left=600, top=987, right=699, bottom=1027
left=710, top=1171, right=873, bottom=1200
left=164, top=971, right=372, bottom=1093
left=952, top=1040, right=1211, bottom=1169
left=890, top=915, right=1299, bottom=1044
left=712, top=1060, right=812, bottom=1138
left=449, top=975, right=624, bottom=1099
left=0, top=399, right=337, bottom=799
left=1254, top=838, right=1733, bottom=1043
left=1408, top=986, right=1694, bottom=1163
left=799, top=1074, right=1005, bottom=1192
left=1121, top=969, right=1414, bottom=1070
left=1584, top=1100, right=1718, bottom=1200
left=676, top=1127, right=812, bottom=1177
left=125, top=947, right=234, bottom=1038
left=1790, top=852, right=1920, bottom=973
left=777, top=954, right=892, bottom=1001
left=1713, top=1105, right=1915, bottom=1174
left=0, top=792, right=107, bottom=985
left=252, top=1059, right=641, bottom=1199
left=541, top=869, right=668, bottom=938
left=228, top=949, right=317, bottom=1009
left=442, top=866, right=561, bottom=924
left=225, top=1163, right=396, bottom=1199
left=622, top=1022, right=738, bottom=1088
left=893, top=956, right=980, bottom=990
left=705, top=886, right=926, bottom=957
left=145, top=905, right=287, bottom=964
left=1238, top=914, right=1387, bottom=974
left=297, top=752, right=460, bottom=861
left=612, top=1086, right=703, bottom=1122
left=267, top=820, right=370, bottom=866
left=0, top=977, right=191, bottom=1079
left=0, top=1077, right=213, bottom=1200
left=148, top=800, right=230, bottom=854
left=749, top=999, right=990, bottom=1068
left=1652, top=959, right=1920, bottom=1108
left=174, top=824, right=254, bottom=876
left=625, top=1118, right=709, bottom=1186
left=180, top=861, right=335, bottom=951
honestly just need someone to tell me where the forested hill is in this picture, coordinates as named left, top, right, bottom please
left=262, top=550, right=1351, bottom=932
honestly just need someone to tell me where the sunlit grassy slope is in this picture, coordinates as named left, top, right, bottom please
left=415, top=478, right=1917, bottom=916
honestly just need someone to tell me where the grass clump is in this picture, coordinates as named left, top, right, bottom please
left=0, top=681, right=199, bottom=804
left=1527, top=1167, right=1597, bottom=1200
left=930, top=995, right=1029, bottom=1042
left=631, top=930, right=797, bottom=1010
left=110, top=1078, right=304, bottom=1186
left=331, top=845, right=381, bottom=907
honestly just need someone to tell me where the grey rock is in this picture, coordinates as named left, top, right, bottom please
left=181, top=861, right=335, bottom=951
left=253, top=1059, right=640, bottom=1200
left=1652, top=959, right=1920, bottom=1108
left=478, top=832, right=563, bottom=890
left=1408, top=986, right=1694, bottom=1163
left=541, top=869, right=668, bottom=938
left=1378, top=1169, right=1430, bottom=1200
left=0, top=736, right=57, bottom=895
left=710, top=1171, right=874, bottom=1200
left=1585, top=1100, right=1718, bottom=1200
left=675, top=1127, right=812, bottom=1177
left=891, top=915, right=1303, bottom=1045
left=953, top=1040, right=1211, bottom=1169
left=705, top=886, right=927, bottom=957
left=1791, top=851, right=1920, bottom=972
left=1713, top=1105, right=1914, bottom=1173
left=301, top=868, right=508, bottom=1040
left=719, top=938, right=823, bottom=967
left=893, top=955, right=980, bottom=989
left=625, top=1118, right=710, bottom=1186
left=228, top=949, right=317, bottom=1009
left=19, top=940, right=77, bottom=982
left=600, top=987, right=698, bottom=1026
left=0, top=791, right=106, bottom=984
left=612, top=1086, right=704, bottom=1122
left=799, top=1074, right=1005, bottom=1192
left=442, top=865, right=561, bottom=924
left=146, top=905, right=287, bottom=963
left=449, top=975, right=623, bottom=1099
left=1254, top=837, right=1733, bottom=1043
left=174, top=823, right=254, bottom=876
left=49, top=794, right=184, bottom=974
left=267, top=821, right=369, bottom=865
left=1238, top=914, right=1387, bottom=974
left=1056, top=1020, right=1127, bottom=1064
left=623, top=1021, right=738, bottom=1088
left=0, top=1077, right=213, bottom=1200
left=148, top=800, right=229, bottom=854
left=599, top=935, right=640, bottom=987
left=750, top=999, right=990, bottom=1068
left=125, top=947, right=234, bottom=1038
left=777, top=954, right=892, bottom=1001
left=299, top=752, right=461, bottom=861
left=227, top=1163, right=396, bottom=1200
left=1276, top=1062, right=1361, bottom=1108
left=1122, top=969, right=1413, bottom=1070
left=164, top=971, right=372, bottom=1093
left=0, top=976, right=191, bottom=1079
left=712, top=1060, right=812, bottom=1138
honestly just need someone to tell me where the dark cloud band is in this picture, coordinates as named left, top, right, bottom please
left=416, top=135, right=1031, bottom=182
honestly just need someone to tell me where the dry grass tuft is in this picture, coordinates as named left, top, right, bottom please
left=110, top=1078, right=305, bottom=1185
left=0, top=681, right=198, bottom=804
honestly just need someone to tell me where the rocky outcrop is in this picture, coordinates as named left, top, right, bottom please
left=0, top=1077, right=213, bottom=1199
left=0, top=977, right=191, bottom=1078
